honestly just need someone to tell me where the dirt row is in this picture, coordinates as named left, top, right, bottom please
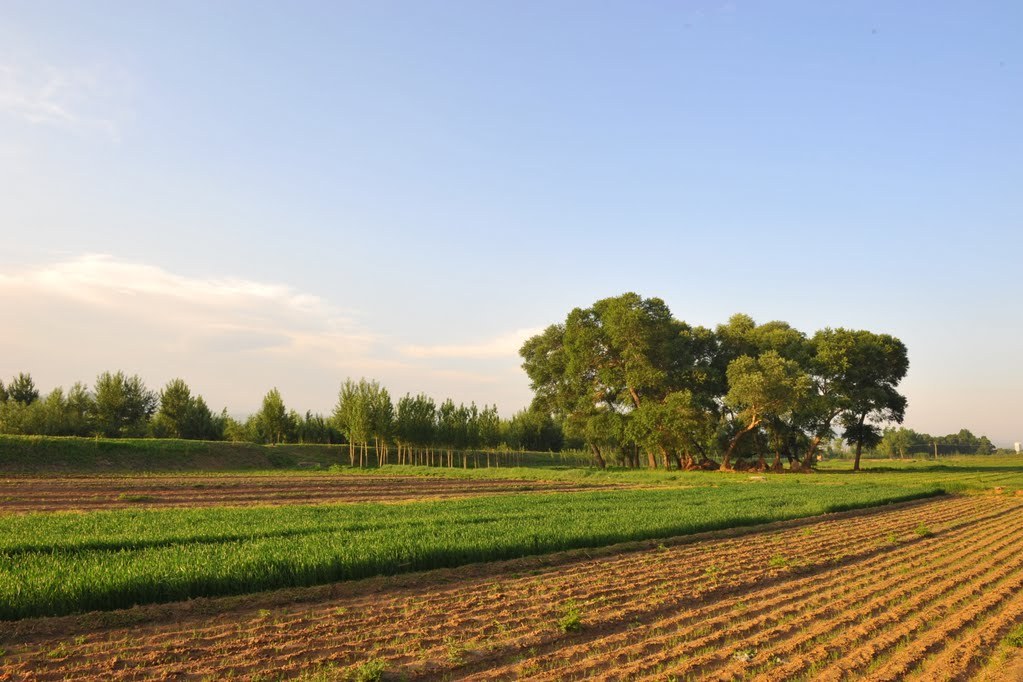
left=2, top=494, right=1022, bottom=680
left=0, top=475, right=618, bottom=512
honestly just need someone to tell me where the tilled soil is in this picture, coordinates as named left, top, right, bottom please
left=1, top=495, right=1021, bottom=681
left=0, top=475, right=617, bottom=513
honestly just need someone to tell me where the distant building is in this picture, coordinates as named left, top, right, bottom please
left=1016, top=442, right=1021, bottom=454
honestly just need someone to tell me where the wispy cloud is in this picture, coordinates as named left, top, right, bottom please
left=0, top=254, right=374, bottom=358
left=0, top=255, right=535, bottom=413
left=400, top=328, right=542, bottom=360
left=0, top=64, right=121, bottom=138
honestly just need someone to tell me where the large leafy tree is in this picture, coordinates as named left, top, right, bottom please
left=721, top=351, right=810, bottom=469
left=521, top=293, right=692, bottom=468
left=838, top=331, right=909, bottom=471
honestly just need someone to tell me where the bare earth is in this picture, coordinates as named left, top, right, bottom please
left=3, top=495, right=1023, bottom=680
left=0, top=475, right=618, bottom=513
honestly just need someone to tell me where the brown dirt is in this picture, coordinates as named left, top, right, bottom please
left=2, top=495, right=1022, bottom=680
left=0, top=475, right=620, bottom=513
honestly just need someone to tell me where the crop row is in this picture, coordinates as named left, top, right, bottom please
left=0, top=481, right=943, bottom=619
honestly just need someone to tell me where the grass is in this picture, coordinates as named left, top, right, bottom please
left=557, top=600, right=583, bottom=633
left=0, top=481, right=944, bottom=620
left=116, top=492, right=156, bottom=503
left=0, top=434, right=587, bottom=474
left=1005, top=624, right=1023, bottom=648
left=350, top=660, right=385, bottom=682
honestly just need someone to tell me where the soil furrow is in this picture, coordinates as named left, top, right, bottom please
left=525, top=504, right=1023, bottom=681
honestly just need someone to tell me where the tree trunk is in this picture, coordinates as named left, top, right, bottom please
left=659, top=445, right=671, bottom=470
left=589, top=443, right=607, bottom=469
left=722, top=419, right=760, bottom=470
left=853, top=413, right=866, bottom=471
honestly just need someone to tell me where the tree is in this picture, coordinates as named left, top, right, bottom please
left=7, top=372, right=39, bottom=405
left=297, top=411, right=341, bottom=444
left=0, top=379, right=7, bottom=403
left=252, top=388, right=293, bottom=444
left=65, top=382, right=96, bottom=436
left=878, top=427, right=917, bottom=459
left=521, top=293, right=690, bottom=468
left=333, top=379, right=377, bottom=466
left=793, top=328, right=860, bottom=469
left=151, top=379, right=224, bottom=440
left=366, top=383, right=394, bottom=465
left=721, top=351, right=810, bottom=469
left=151, top=379, right=194, bottom=438
left=94, top=371, right=158, bottom=437
left=838, top=332, right=909, bottom=471
left=395, top=393, right=436, bottom=464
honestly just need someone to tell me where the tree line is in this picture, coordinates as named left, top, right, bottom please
left=877, top=427, right=996, bottom=458
left=520, top=292, right=915, bottom=471
left=0, top=372, right=565, bottom=460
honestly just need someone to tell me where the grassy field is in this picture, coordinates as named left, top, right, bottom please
left=0, top=480, right=944, bottom=619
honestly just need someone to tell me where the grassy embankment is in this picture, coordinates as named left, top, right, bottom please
left=0, top=434, right=586, bottom=474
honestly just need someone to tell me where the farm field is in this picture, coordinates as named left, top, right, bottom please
left=0, top=474, right=619, bottom=512
left=2, top=455, right=1023, bottom=680
left=0, top=480, right=942, bottom=620
left=2, top=494, right=1023, bottom=680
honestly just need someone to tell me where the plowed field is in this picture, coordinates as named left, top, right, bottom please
left=3, top=495, right=1022, bottom=680
left=0, top=475, right=616, bottom=512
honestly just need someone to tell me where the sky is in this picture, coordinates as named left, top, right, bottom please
left=0, top=1, right=1020, bottom=444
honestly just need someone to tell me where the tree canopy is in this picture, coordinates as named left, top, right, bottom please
left=521, top=292, right=912, bottom=472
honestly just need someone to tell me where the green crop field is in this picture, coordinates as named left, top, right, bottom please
left=0, top=480, right=945, bottom=620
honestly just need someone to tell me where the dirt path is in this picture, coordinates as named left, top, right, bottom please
left=1, top=495, right=1020, bottom=681
left=0, top=475, right=620, bottom=513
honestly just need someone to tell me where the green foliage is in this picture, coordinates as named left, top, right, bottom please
left=1004, top=624, right=1023, bottom=648
left=520, top=295, right=914, bottom=471
left=558, top=600, right=583, bottom=632
left=7, top=372, right=40, bottom=405
left=0, top=481, right=943, bottom=619
left=94, top=371, right=158, bottom=437
left=505, top=409, right=563, bottom=452
left=151, top=379, right=224, bottom=440
left=351, top=660, right=385, bottom=682
left=252, top=388, right=295, bottom=444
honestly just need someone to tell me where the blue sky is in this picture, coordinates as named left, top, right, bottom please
left=1, top=2, right=1020, bottom=444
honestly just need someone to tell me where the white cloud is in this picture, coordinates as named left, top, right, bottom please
left=0, top=254, right=372, bottom=358
left=0, top=63, right=121, bottom=138
left=0, top=255, right=536, bottom=414
left=400, top=327, right=542, bottom=360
